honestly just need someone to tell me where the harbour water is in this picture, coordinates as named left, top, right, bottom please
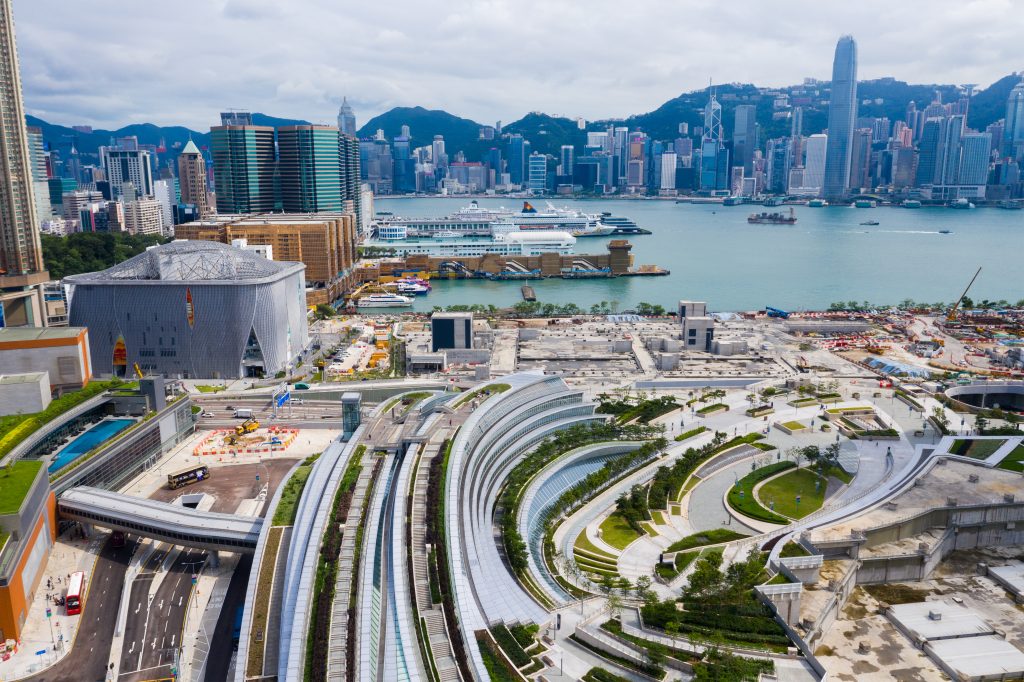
left=376, top=197, right=1024, bottom=313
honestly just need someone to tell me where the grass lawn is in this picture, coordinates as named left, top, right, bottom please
left=677, top=476, right=701, bottom=501
left=641, top=522, right=659, bottom=537
left=650, top=510, right=667, bottom=525
left=0, top=460, right=43, bottom=515
left=727, top=462, right=794, bottom=525
left=598, top=513, right=642, bottom=550
left=781, top=420, right=807, bottom=430
left=194, top=384, right=225, bottom=393
left=823, top=463, right=854, bottom=485
left=778, top=541, right=811, bottom=558
left=271, top=462, right=314, bottom=526
left=675, top=551, right=699, bottom=573
left=997, top=444, right=1024, bottom=472
left=788, top=398, right=818, bottom=407
left=950, top=438, right=1007, bottom=460
left=757, top=467, right=826, bottom=519
left=667, top=528, right=750, bottom=553
left=696, top=403, right=728, bottom=415
left=574, top=530, right=618, bottom=560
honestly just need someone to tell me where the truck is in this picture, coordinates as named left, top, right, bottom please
left=234, top=408, right=253, bottom=419
left=231, top=605, right=244, bottom=650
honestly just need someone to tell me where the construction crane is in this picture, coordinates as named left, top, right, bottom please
left=765, top=306, right=790, bottom=319
left=946, top=267, right=982, bottom=323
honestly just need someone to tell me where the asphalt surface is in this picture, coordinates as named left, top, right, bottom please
left=24, top=536, right=139, bottom=682
left=118, top=548, right=207, bottom=682
left=201, top=554, right=252, bottom=682
left=148, top=460, right=298, bottom=513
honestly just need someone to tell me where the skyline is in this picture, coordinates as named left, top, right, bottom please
left=14, top=0, right=1024, bottom=130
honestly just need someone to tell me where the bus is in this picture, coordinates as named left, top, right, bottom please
left=167, top=464, right=210, bottom=490
left=66, top=571, right=85, bottom=615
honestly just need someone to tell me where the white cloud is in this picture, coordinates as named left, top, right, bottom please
left=13, top=0, right=1024, bottom=130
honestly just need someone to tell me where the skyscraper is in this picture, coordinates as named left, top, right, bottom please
left=802, top=134, right=828, bottom=192
left=937, top=115, right=965, bottom=186
left=732, top=105, right=757, bottom=174
left=916, top=118, right=945, bottom=186
left=1004, top=80, right=1024, bottom=161
left=337, top=97, right=357, bottom=137
left=0, top=0, right=48, bottom=326
left=559, top=145, right=574, bottom=176
left=102, top=147, right=154, bottom=199
left=177, top=139, right=209, bottom=218
left=849, top=128, right=872, bottom=191
left=527, top=152, right=547, bottom=194
left=277, top=125, right=344, bottom=212
left=508, top=134, right=527, bottom=186
left=210, top=121, right=277, bottom=213
left=700, top=90, right=729, bottom=192
left=822, top=36, right=858, bottom=200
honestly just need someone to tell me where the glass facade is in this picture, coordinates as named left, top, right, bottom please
left=822, top=36, right=858, bottom=199
left=211, top=126, right=277, bottom=213
left=277, top=126, right=344, bottom=212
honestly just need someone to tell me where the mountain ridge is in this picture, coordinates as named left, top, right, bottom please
left=28, top=73, right=1019, bottom=162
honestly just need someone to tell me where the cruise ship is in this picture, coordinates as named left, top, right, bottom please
left=374, top=201, right=617, bottom=239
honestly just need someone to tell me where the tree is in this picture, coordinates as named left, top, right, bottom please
left=607, top=594, right=623, bottom=619
left=822, top=442, right=840, bottom=468
left=635, top=575, right=653, bottom=600
left=314, top=303, right=336, bottom=320
left=599, top=574, right=616, bottom=595
left=975, top=413, right=989, bottom=434
left=932, top=406, right=950, bottom=431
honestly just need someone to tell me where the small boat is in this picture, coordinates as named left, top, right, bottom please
left=807, top=199, right=828, bottom=208
left=860, top=220, right=879, bottom=226
left=854, top=199, right=877, bottom=208
left=902, top=199, right=922, bottom=208
left=948, top=198, right=974, bottom=209
left=998, top=200, right=1022, bottom=210
left=938, top=230, right=952, bottom=234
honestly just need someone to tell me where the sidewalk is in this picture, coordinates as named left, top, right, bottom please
left=0, top=531, right=107, bottom=681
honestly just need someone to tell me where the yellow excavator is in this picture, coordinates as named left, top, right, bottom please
left=235, top=417, right=260, bottom=436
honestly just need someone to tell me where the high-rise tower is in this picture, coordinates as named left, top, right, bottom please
left=177, top=139, right=210, bottom=218
left=822, top=36, right=858, bottom=200
left=0, top=0, right=48, bottom=326
left=337, top=97, right=357, bottom=137
left=277, top=125, right=344, bottom=212
left=1005, top=79, right=1024, bottom=161
left=732, top=105, right=757, bottom=174
left=210, top=118, right=276, bottom=213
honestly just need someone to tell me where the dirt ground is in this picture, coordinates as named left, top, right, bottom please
left=148, top=459, right=300, bottom=515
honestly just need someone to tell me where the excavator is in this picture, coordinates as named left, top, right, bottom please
left=235, top=417, right=260, bottom=436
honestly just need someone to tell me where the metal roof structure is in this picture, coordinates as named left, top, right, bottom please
left=65, top=240, right=301, bottom=284
left=58, top=486, right=263, bottom=552
left=927, top=636, right=1024, bottom=680
left=888, top=601, right=993, bottom=641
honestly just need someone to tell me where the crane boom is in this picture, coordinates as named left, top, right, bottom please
left=947, top=266, right=981, bottom=322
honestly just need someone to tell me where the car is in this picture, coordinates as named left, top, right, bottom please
left=201, top=411, right=215, bottom=418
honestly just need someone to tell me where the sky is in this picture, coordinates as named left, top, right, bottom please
left=14, top=0, right=1024, bottom=131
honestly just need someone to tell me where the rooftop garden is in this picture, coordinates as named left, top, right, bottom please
left=997, top=443, right=1024, bottom=472
left=757, top=467, right=827, bottom=519
left=0, top=460, right=44, bottom=515
left=727, top=462, right=794, bottom=525
left=597, top=395, right=680, bottom=425
left=949, top=438, right=1007, bottom=460
left=270, top=454, right=319, bottom=526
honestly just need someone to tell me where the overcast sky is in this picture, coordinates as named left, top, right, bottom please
left=15, top=0, right=1024, bottom=131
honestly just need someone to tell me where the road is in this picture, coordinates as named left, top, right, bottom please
left=24, top=536, right=139, bottom=682
left=202, top=555, right=252, bottom=682
left=118, top=548, right=207, bottom=682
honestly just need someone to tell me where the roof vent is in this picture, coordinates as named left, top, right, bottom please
left=968, top=474, right=979, bottom=483
left=947, top=497, right=958, bottom=507
left=928, top=610, right=942, bottom=621
left=1004, top=494, right=1015, bottom=503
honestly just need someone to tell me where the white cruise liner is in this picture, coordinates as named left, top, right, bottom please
left=374, top=201, right=614, bottom=239
left=357, top=293, right=414, bottom=308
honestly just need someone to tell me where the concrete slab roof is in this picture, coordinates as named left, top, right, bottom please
left=889, top=600, right=993, bottom=641
left=928, top=636, right=1024, bottom=679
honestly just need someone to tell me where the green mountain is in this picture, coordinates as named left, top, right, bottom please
left=26, top=112, right=309, bottom=160
left=357, top=106, right=482, bottom=154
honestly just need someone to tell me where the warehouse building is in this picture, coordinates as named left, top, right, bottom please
left=66, top=241, right=308, bottom=379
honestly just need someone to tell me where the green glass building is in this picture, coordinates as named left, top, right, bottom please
left=277, top=125, right=344, bottom=212
left=210, top=125, right=277, bottom=213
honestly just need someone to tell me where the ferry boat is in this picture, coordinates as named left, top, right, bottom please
left=902, top=199, right=922, bottom=208
left=747, top=208, right=797, bottom=224
left=860, top=220, right=880, bottom=226
left=384, top=280, right=430, bottom=295
left=807, top=199, right=828, bottom=207
left=997, top=200, right=1023, bottom=210
left=598, top=212, right=652, bottom=235
left=722, top=196, right=747, bottom=206
left=357, top=293, right=414, bottom=308
left=854, top=199, right=877, bottom=208
left=949, top=198, right=974, bottom=209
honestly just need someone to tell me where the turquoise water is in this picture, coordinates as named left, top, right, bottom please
left=376, top=197, right=1024, bottom=312
left=48, top=418, right=135, bottom=473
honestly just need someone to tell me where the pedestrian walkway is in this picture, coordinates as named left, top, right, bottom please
left=0, top=530, right=105, bottom=681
